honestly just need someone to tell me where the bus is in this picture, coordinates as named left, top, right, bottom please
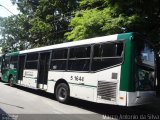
left=0, top=32, right=156, bottom=106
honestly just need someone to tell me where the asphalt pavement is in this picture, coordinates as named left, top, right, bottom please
left=0, top=82, right=160, bottom=120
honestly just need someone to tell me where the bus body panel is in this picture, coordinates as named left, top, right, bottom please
left=47, top=66, right=124, bottom=105
left=48, top=71, right=97, bottom=102
left=2, top=69, right=9, bottom=82
left=20, top=69, right=38, bottom=89
left=2, top=69, right=17, bottom=82
left=118, top=33, right=135, bottom=92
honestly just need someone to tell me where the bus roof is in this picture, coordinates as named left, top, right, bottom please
left=19, top=32, right=133, bottom=54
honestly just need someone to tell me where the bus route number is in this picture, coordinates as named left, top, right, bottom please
left=70, top=76, right=84, bottom=82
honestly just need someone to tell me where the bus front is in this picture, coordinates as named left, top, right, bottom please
left=126, top=36, right=156, bottom=106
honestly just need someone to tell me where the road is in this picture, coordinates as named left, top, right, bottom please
left=0, top=82, right=160, bottom=120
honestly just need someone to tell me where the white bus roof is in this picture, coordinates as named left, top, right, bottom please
left=20, top=34, right=118, bottom=54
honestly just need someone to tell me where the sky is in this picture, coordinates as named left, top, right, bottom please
left=0, top=0, right=19, bottom=17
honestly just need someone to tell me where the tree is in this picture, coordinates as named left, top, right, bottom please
left=28, top=0, right=79, bottom=46
left=0, top=0, right=40, bottom=53
left=0, top=0, right=79, bottom=52
left=0, top=15, right=30, bottom=53
left=10, top=0, right=79, bottom=47
left=65, top=0, right=160, bottom=44
left=11, top=0, right=39, bottom=16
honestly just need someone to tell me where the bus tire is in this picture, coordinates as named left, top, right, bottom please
left=55, top=83, right=70, bottom=103
left=9, top=76, right=14, bottom=87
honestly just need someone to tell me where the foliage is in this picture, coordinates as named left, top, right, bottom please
left=65, top=0, right=160, bottom=45
left=11, top=0, right=39, bottom=15
left=0, top=15, right=30, bottom=53
left=29, top=0, right=78, bottom=46
left=65, top=8, right=139, bottom=41
left=0, top=0, right=79, bottom=52
left=1, top=0, right=160, bottom=53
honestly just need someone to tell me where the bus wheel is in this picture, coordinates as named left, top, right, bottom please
left=9, top=76, right=14, bottom=87
left=55, top=83, right=70, bottom=103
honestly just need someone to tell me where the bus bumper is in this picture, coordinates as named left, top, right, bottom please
left=126, top=91, right=156, bottom=106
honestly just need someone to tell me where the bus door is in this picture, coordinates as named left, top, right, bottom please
left=17, top=55, right=26, bottom=84
left=37, top=52, right=51, bottom=89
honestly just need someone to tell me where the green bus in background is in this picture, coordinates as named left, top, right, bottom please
left=0, top=32, right=157, bottom=106
left=1, top=52, right=18, bottom=85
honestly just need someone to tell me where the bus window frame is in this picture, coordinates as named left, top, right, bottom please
left=38, top=50, right=52, bottom=71
left=48, top=40, right=125, bottom=73
left=21, top=40, right=125, bottom=73
left=50, top=48, right=68, bottom=71
left=90, top=40, right=125, bottom=73
left=3, top=56, right=11, bottom=69
left=9, top=55, right=18, bottom=69
left=67, top=45, right=91, bottom=72
left=24, top=52, right=39, bottom=70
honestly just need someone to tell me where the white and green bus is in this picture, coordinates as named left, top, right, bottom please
left=0, top=32, right=156, bottom=106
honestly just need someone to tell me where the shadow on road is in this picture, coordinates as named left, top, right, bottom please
left=0, top=108, right=7, bottom=114
left=6, top=84, right=160, bottom=116
left=13, top=84, right=55, bottom=99
left=0, top=108, right=15, bottom=120
left=69, top=98, right=160, bottom=115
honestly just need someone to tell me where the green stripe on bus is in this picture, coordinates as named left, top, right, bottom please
left=69, top=82, right=97, bottom=88
left=48, top=80, right=97, bottom=88
left=118, top=32, right=135, bottom=92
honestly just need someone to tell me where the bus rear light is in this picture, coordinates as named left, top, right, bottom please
left=119, top=96, right=124, bottom=100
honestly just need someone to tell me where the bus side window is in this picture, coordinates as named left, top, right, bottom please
left=68, top=46, right=91, bottom=71
left=50, top=49, right=68, bottom=70
left=91, top=42, right=123, bottom=71
left=4, top=56, right=10, bottom=69
left=25, top=53, right=38, bottom=70
left=10, top=56, right=18, bottom=69
left=25, top=62, right=38, bottom=69
left=93, top=44, right=101, bottom=57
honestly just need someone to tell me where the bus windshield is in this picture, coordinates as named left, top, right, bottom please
left=136, top=40, right=155, bottom=68
left=135, top=39, right=155, bottom=91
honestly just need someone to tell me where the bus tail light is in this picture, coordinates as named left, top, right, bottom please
left=119, top=96, right=124, bottom=100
